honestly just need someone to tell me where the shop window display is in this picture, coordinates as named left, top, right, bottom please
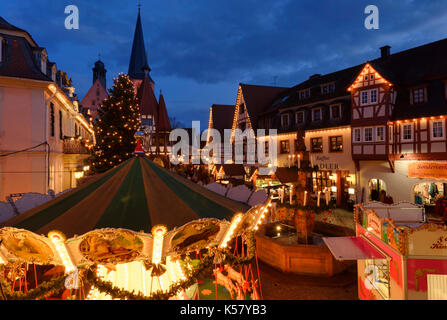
left=413, top=182, right=446, bottom=205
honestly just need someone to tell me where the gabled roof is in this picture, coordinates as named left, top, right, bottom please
left=221, top=164, right=246, bottom=177
left=210, top=104, right=235, bottom=136
left=137, top=75, right=158, bottom=116
left=128, top=10, right=153, bottom=82
left=238, top=84, right=289, bottom=130
left=0, top=37, right=51, bottom=82
left=367, top=38, right=447, bottom=86
left=274, top=167, right=299, bottom=184
left=157, top=93, right=171, bottom=131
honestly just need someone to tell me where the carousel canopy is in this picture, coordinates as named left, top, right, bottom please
left=0, top=158, right=249, bottom=238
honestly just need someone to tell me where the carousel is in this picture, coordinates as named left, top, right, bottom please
left=0, top=135, right=269, bottom=300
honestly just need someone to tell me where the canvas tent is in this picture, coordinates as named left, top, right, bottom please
left=1, top=158, right=249, bottom=238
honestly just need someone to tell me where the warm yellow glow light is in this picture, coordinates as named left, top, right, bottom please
left=152, top=225, right=167, bottom=265
left=220, top=213, right=244, bottom=248
left=48, top=231, right=76, bottom=274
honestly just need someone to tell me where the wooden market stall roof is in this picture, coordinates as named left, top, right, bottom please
left=1, top=158, right=249, bottom=238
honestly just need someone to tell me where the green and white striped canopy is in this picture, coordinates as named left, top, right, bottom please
left=1, top=158, right=249, bottom=238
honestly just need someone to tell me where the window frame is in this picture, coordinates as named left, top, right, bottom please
left=330, top=104, right=342, bottom=120
left=0, top=37, right=3, bottom=63
left=360, top=89, right=379, bottom=106
left=299, top=89, right=310, bottom=100
left=329, top=136, right=343, bottom=153
left=401, top=123, right=414, bottom=142
left=412, top=88, right=425, bottom=104
left=312, top=108, right=322, bottom=122
left=431, top=120, right=445, bottom=141
left=364, top=127, right=374, bottom=142
left=353, top=128, right=362, bottom=143
left=295, top=111, right=305, bottom=124
left=376, top=126, right=385, bottom=142
left=280, top=140, right=290, bottom=154
left=281, top=114, right=290, bottom=127
left=311, top=137, right=323, bottom=153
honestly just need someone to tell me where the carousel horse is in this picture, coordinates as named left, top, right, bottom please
left=224, top=265, right=246, bottom=288
left=213, top=268, right=237, bottom=298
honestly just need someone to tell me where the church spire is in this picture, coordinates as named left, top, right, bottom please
left=128, top=7, right=154, bottom=83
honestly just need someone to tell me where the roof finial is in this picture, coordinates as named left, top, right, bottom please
left=138, top=0, right=142, bottom=12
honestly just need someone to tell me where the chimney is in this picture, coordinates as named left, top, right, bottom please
left=380, top=45, right=391, bottom=59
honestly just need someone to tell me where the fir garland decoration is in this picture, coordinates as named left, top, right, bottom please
left=83, top=232, right=257, bottom=300
left=0, top=267, right=67, bottom=300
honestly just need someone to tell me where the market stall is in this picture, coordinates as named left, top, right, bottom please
left=323, top=202, right=447, bottom=300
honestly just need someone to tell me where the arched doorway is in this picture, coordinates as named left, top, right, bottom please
left=368, top=179, right=386, bottom=202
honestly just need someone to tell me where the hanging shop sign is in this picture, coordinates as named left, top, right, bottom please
left=408, top=162, right=447, bottom=180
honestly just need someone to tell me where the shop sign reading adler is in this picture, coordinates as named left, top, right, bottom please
left=408, top=162, right=447, bottom=180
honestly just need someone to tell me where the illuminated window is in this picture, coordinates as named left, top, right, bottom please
left=412, top=88, right=425, bottom=104
left=329, top=136, right=343, bottom=152
left=311, top=137, right=323, bottom=153
left=376, top=126, right=385, bottom=142
left=280, top=140, right=290, bottom=154
left=364, top=128, right=373, bottom=142
left=353, top=128, right=362, bottom=143
left=402, top=124, right=413, bottom=141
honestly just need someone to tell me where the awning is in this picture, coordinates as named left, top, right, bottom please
left=323, top=236, right=386, bottom=261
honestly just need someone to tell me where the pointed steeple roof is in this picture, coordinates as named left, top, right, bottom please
left=128, top=9, right=154, bottom=82
left=137, top=75, right=158, bottom=117
left=157, top=92, right=171, bottom=131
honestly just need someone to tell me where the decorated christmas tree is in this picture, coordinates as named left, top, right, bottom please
left=92, top=74, right=141, bottom=173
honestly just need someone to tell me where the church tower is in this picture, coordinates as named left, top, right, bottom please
left=128, top=7, right=171, bottom=163
left=93, top=59, right=107, bottom=89
left=128, top=8, right=154, bottom=90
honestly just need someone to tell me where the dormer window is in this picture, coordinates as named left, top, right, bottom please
left=412, top=88, right=426, bottom=104
left=330, top=104, right=341, bottom=119
left=281, top=114, right=290, bottom=127
left=321, top=83, right=335, bottom=94
left=312, top=108, right=322, bottom=122
left=299, top=89, right=310, bottom=100
left=0, top=37, right=3, bottom=62
left=295, top=111, right=305, bottom=124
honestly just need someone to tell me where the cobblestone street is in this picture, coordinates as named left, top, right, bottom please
left=260, top=262, right=358, bottom=300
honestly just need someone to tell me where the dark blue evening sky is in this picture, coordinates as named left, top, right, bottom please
left=1, top=0, right=447, bottom=128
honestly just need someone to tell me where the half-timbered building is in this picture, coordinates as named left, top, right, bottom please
left=349, top=40, right=447, bottom=204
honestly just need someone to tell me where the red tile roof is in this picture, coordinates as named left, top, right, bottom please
left=137, top=75, right=158, bottom=117
left=157, top=93, right=171, bottom=131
